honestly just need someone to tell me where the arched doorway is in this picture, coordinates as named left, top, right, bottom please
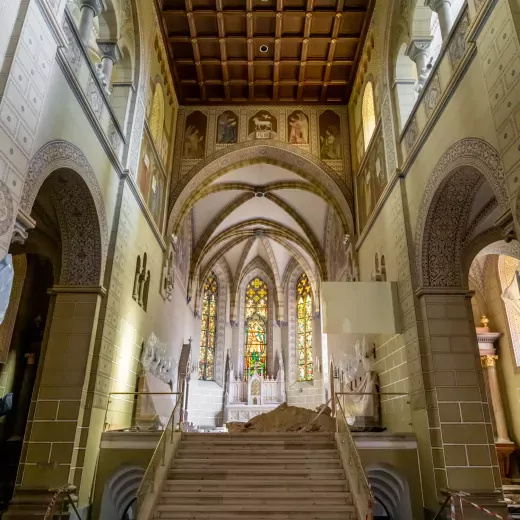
left=0, top=141, right=107, bottom=512
left=414, top=138, right=511, bottom=502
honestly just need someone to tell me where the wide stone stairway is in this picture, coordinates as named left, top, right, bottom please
left=152, top=432, right=356, bottom=519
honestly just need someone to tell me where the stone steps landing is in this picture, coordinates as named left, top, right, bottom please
left=152, top=432, right=355, bottom=519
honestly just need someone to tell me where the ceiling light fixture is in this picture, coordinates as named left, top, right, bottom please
left=259, top=44, right=269, bottom=53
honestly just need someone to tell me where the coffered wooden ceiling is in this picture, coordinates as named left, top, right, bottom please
left=158, top=0, right=374, bottom=104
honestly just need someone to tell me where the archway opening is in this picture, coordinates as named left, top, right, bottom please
left=0, top=168, right=103, bottom=506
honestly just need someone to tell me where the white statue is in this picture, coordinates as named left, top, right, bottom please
left=344, top=336, right=380, bottom=430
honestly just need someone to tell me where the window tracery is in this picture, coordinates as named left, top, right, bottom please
left=244, top=277, right=268, bottom=378
left=297, top=273, right=313, bottom=381
left=362, top=82, right=376, bottom=150
left=199, top=272, right=218, bottom=380
left=149, top=83, right=165, bottom=147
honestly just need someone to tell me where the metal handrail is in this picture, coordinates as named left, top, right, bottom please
left=336, top=397, right=373, bottom=520
left=133, top=391, right=184, bottom=517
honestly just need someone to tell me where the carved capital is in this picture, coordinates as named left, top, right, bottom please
left=79, top=0, right=104, bottom=17
left=425, top=0, right=452, bottom=12
left=11, top=208, right=36, bottom=246
left=480, top=354, right=498, bottom=368
left=405, top=37, right=433, bottom=61
left=97, top=40, right=122, bottom=63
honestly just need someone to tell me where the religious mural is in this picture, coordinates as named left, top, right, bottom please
left=137, top=132, right=166, bottom=227
left=217, top=111, right=238, bottom=144
left=175, top=212, right=192, bottom=290
left=326, top=209, right=348, bottom=281
left=183, top=111, right=207, bottom=159
left=248, top=111, right=277, bottom=140
left=356, top=133, right=388, bottom=232
left=319, top=110, right=342, bottom=160
left=287, top=110, right=309, bottom=144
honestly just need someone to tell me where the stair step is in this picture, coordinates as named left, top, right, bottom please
left=159, top=491, right=352, bottom=505
left=163, top=480, right=348, bottom=492
left=155, top=505, right=355, bottom=513
left=173, top=459, right=341, bottom=469
left=182, top=433, right=334, bottom=438
left=176, top=449, right=338, bottom=459
left=169, top=469, right=345, bottom=480
left=153, top=513, right=355, bottom=520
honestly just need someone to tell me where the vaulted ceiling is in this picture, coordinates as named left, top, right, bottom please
left=189, top=163, right=338, bottom=302
left=157, top=0, right=375, bottom=104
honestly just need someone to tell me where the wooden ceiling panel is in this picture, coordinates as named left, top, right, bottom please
left=158, top=0, right=374, bottom=104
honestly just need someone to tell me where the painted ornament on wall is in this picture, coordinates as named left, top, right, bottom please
left=137, top=133, right=165, bottom=227
left=248, top=110, right=277, bottom=140
left=217, top=111, right=238, bottom=144
left=183, top=111, right=207, bottom=159
left=287, top=110, right=309, bottom=144
left=319, top=110, right=342, bottom=160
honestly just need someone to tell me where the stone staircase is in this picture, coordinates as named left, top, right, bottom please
left=151, top=432, right=356, bottom=519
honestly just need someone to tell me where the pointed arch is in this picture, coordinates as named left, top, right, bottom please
left=362, top=81, right=376, bottom=149
left=149, top=82, right=165, bottom=146
left=199, top=272, right=218, bottom=381
left=296, top=272, right=313, bottom=381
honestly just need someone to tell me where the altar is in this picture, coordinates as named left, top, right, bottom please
left=224, top=359, right=286, bottom=423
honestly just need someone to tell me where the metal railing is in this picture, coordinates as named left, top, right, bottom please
left=103, top=391, right=179, bottom=433
left=133, top=391, right=184, bottom=517
left=335, top=397, right=374, bottom=520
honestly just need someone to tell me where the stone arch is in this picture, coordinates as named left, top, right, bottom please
left=366, top=463, right=413, bottom=520
left=99, top=465, right=144, bottom=520
left=415, top=138, right=508, bottom=288
left=22, top=141, right=109, bottom=285
left=237, top=264, right=277, bottom=377
left=167, top=141, right=354, bottom=237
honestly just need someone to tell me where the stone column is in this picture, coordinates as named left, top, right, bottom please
left=406, top=38, right=433, bottom=92
left=14, top=286, right=104, bottom=506
left=96, top=41, right=122, bottom=90
left=425, top=0, right=453, bottom=40
left=78, top=0, right=103, bottom=45
left=415, top=288, right=502, bottom=494
left=480, top=354, right=510, bottom=443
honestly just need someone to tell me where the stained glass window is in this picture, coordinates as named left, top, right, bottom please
left=199, top=273, right=218, bottom=380
left=244, top=277, right=268, bottom=378
left=297, top=273, right=313, bottom=381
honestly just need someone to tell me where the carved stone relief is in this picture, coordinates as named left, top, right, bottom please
left=404, top=117, right=418, bottom=152
left=0, top=180, right=14, bottom=237
left=415, top=139, right=509, bottom=288
left=22, top=140, right=109, bottom=283
left=448, top=9, right=470, bottom=70
left=423, top=73, right=442, bottom=119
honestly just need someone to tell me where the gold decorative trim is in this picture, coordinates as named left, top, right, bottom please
left=481, top=354, right=498, bottom=368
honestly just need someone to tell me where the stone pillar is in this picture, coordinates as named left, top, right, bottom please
left=78, top=0, right=103, bottom=45
left=480, top=354, right=511, bottom=439
left=13, top=285, right=105, bottom=509
left=406, top=38, right=433, bottom=92
left=96, top=41, right=122, bottom=90
left=425, top=0, right=453, bottom=40
left=415, top=288, right=502, bottom=495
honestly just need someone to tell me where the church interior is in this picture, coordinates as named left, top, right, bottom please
left=1, top=0, right=520, bottom=517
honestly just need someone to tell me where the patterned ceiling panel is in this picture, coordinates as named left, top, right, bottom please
left=158, top=0, right=374, bottom=104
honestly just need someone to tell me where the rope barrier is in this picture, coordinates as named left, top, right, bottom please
left=450, top=492, right=507, bottom=520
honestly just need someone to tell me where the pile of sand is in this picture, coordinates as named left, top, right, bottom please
left=227, top=402, right=335, bottom=433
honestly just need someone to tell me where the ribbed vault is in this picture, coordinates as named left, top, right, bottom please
left=177, top=163, right=348, bottom=314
